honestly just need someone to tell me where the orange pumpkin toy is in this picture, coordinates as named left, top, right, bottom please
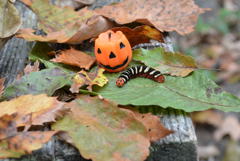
left=94, top=30, right=132, bottom=72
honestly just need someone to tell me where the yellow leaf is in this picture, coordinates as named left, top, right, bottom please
left=70, top=68, right=108, bottom=93
left=0, top=94, right=67, bottom=127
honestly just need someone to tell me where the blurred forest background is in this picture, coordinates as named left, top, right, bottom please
left=174, top=0, right=240, bottom=161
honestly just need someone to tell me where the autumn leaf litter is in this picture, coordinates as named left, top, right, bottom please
left=0, top=0, right=240, bottom=161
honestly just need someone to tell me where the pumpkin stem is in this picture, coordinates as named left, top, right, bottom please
left=108, top=32, right=112, bottom=39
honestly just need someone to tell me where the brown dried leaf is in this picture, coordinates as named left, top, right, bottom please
left=111, top=25, right=164, bottom=47
left=132, top=112, right=173, bottom=141
left=0, top=113, right=57, bottom=159
left=16, top=0, right=113, bottom=44
left=67, top=15, right=114, bottom=44
left=0, top=78, right=5, bottom=96
left=191, top=110, right=224, bottom=127
left=96, top=0, right=208, bottom=35
left=70, top=68, right=108, bottom=92
left=0, top=94, right=67, bottom=127
left=52, top=95, right=151, bottom=161
left=16, top=28, right=73, bottom=43
left=23, top=61, right=40, bottom=75
left=0, top=131, right=57, bottom=159
left=7, top=131, right=57, bottom=153
left=0, top=114, right=17, bottom=140
left=51, top=48, right=96, bottom=70
left=214, top=115, right=240, bottom=141
left=70, top=74, right=86, bottom=93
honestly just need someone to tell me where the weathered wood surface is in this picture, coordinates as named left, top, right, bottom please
left=0, top=1, right=198, bottom=161
left=0, top=1, right=36, bottom=86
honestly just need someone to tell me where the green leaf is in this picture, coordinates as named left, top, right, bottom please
left=133, top=47, right=197, bottom=77
left=29, top=42, right=52, bottom=60
left=17, top=0, right=112, bottom=44
left=1, top=68, right=74, bottom=100
left=52, top=95, right=150, bottom=161
left=96, top=71, right=240, bottom=112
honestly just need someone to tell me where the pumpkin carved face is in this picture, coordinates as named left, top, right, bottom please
left=94, top=30, right=132, bottom=72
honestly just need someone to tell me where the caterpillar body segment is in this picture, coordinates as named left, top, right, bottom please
left=116, top=65, right=165, bottom=87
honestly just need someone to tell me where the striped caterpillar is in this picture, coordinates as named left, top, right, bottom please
left=116, top=65, right=165, bottom=87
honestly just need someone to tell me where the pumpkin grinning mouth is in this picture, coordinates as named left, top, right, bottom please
left=99, top=57, right=129, bottom=70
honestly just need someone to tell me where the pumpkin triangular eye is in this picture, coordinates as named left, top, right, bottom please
left=97, top=48, right=101, bottom=54
left=120, top=42, right=125, bottom=49
left=109, top=51, right=116, bottom=59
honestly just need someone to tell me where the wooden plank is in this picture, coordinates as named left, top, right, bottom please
left=0, top=1, right=37, bottom=86
left=0, top=1, right=198, bottom=161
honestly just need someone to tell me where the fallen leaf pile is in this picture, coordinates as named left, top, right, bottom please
left=111, top=25, right=164, bottom=47
left=191, top=110, right=223, bottom=127
left=214, top=115, right=240, bottom=141
left=171, top=3, right=240, bottom=161
left=16, top=0, right=113, bottom=44
left=0, top=94, right=66, bottom=158
left=0, top=94, right=67, bottom=127
left=0, top=0, right=240, bottom=160
left=53, top=95, right=173, bottom=161
left=176, top=8, right=240, bottom=85
left=95, top=0, right=208, bottom=34
left=192, top=110, right=240, bottom=141
left=16, top=0, right=208, bottom=44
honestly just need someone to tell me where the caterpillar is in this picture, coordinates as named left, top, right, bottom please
left=116, top=65, right=165, bottom=87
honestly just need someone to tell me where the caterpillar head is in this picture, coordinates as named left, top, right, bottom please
left=116, top=77, right=125, bottom=87
left=155, top=75, right=165, bottom=83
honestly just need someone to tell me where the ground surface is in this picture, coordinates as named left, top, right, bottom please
left=174, top=0, right=240, bottom=160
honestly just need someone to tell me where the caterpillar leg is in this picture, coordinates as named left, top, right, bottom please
left=116, top=65, right=165, bottom=87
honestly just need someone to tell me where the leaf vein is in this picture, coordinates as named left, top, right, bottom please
left=164, top=86, right=237, bottom=108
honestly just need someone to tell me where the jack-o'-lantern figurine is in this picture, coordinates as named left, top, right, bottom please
left=94, top=30, right=132, bottom=72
